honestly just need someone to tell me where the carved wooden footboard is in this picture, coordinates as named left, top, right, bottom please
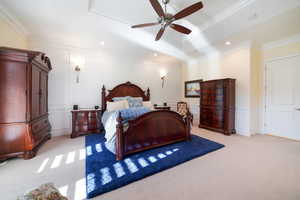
left=115, top=110, right=191, bottom=160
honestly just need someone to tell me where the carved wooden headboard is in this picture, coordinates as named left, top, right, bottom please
left=101, top=81, right=150, bottom=111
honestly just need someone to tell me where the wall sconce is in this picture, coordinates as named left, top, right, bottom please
left=70, top=55, right=85, bottom=84
left=160, top=69, right=167, bottom=88
left=75, top=65, right=81, bottom=83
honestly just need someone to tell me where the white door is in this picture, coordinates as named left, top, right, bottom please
left=265, top=55, right=300, bottom=140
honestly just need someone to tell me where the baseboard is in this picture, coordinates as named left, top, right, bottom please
left=266, top=134, right=300, bottom=142
left=235, top=128, right=251, bottom=137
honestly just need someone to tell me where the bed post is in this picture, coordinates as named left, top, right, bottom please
left=116, top=112, right=124, bottom=160
left=101, top=85, right=106, bottom=112
left=185, top=110, right=192, bottom=140
left=146, top=88, right=150, bottom=101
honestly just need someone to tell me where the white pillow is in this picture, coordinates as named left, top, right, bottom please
left=143, top=101, right=153, bottom=110
left=107, top=100, right=129, bottom=112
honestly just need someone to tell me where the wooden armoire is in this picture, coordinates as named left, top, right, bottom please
left=199, top=78, right=236, bottom=135
left=0, top=47, right=52, bottom=160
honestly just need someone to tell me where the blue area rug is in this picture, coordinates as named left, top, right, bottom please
left=85, top=134, right=224, bottom=199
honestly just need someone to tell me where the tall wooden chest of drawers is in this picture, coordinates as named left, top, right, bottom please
left=199, top=78, right=236, bottom=135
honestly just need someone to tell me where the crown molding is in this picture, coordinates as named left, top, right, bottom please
left=186, top=40, right=252, bottom=65
left=0, top=3, right=29, bottom=36
left=29, top=36, right=97, bottom=52
left=262, top=34, right=300, bottom=50
left=88, top=0, right=129, bottom=25
left=200, top=0, right=257, bottom=31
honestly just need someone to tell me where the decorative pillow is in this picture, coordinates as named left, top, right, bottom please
left=107, top=100, right=129, bottom=112
left=18, top=183, right=68, bottom=200
left=112, top=96, right=130, bottom=102
left=127, top=97, right=143, bottom=108
left=142, top=101, right=153, bottom=110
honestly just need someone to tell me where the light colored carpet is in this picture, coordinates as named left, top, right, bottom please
left=0, top=127, right=299, bottom=200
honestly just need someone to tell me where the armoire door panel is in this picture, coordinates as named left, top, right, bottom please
left=0, top=61, right=27, bottom=123
left=40, top=71, right=48, bottom=116
left=31, top=66, right=40, bottom=120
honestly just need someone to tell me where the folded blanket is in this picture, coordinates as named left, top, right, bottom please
left=120, top=107, right=150, bottom=122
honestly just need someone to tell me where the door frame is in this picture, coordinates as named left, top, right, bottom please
left=262, top=53, right=300, bottom=134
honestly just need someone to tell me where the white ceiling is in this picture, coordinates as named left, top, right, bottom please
left=1, top=0, right=300, bottom=61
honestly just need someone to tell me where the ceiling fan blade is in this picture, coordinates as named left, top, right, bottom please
left=131, top=23, right=159, bottom=28
left=155, top=27, right=165, bottom=41
left=171, top=24, right=192, bottom=34
left=149, top=0, right=165, bottom=18
left=173, top=2, right=203, bottom=21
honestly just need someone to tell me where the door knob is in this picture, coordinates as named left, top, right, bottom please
left=296, top=108, right=300, bottom=111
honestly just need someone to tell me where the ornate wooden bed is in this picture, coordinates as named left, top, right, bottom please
left=101, top=82, right=192, bottom=160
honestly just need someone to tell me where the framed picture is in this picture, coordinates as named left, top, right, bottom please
left=185, top=79, right=203, bottom=98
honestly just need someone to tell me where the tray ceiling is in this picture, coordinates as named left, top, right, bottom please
left=1, top=0, right=300, bottom=61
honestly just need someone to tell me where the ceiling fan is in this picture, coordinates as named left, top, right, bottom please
left=131, top=0, right=203, bottom=41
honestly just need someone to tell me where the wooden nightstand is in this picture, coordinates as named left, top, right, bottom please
left=71, top=109, right=103, bottom=138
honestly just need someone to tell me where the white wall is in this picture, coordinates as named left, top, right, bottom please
left=29, top=41, right=183, bottom=136
left=183, top=42, right=252, bottom=136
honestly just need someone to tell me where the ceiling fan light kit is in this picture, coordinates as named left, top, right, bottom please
left=131, top=0, right=203, bottom=41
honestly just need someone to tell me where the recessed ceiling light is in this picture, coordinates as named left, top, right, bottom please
left=225, top=41, right=231, bottom=45
left=100, top=41, right=105, bottom=46
left=154, top=53, right=158, bottom=57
